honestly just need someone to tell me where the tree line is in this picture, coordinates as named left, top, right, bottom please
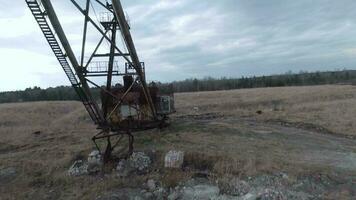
left=1, top=70, right=355, bottom=103
left=162, top=70, right=356, bottom=93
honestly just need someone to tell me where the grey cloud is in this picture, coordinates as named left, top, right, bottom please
left=2, top=0, right=356, bottom=90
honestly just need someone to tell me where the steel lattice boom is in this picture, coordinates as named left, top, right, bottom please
left=25, top=0, right=175, bottom=162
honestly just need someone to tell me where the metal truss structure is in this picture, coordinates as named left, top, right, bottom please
left=25, top=0, right=175, bottom=162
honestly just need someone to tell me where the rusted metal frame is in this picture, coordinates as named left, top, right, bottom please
left=104, top=26, right=117, bottom=118
left=70, top=0, right=133, bottom=67
left=92, top=139, right=101, bottom=154
left=92, top=130, right=107, bottom=138
left=71, top=0, right=156, bottom=122
left=80, top=0, right=90, bottom=67
left=110, top=135, right=124, bottom=149
left=123, top=131, right=134, bottom=156
left=94, top=0, right=114, bottom=13
left=93, top=53, right=130, bottom=57
left=85, top=78, right=119, bottom=101
left=86, top=78, right=141, bottom=118
left=85, top=72, right=137, bottom=77
left=106, top=77, right=139, bottom=120
left=123, top=104, right=140, bottom=120
left=111, top=0, right=157, bottom=120
left=93, top=131, right=124, bottom=140
left=93, top=130, right=133, bottom=160
left=84, top=30, right=109, bottom=69
left=91, top=130, right=107, bottom=153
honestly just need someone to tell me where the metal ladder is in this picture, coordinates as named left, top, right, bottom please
left=25, top=0, right=103, bottom=125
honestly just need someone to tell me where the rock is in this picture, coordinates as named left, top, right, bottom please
left=116, top=152, right=151, bottom=177
left=180, top=184, right=220, bottom=200
left=219, top=177, right=250, bottom=196
left=241, top=193, right=258, bottom=200
left=68, top=160, right=88, bottom=176
left=164, top=150, right=184, bottom=168
left=0, top=167, right=17, bottom=183
left=167, top=191, right=180, bottom=200
left=212, top=195, right=238, bottom=200
left=96, top=188, right=148, bottom=200
left=143, top=191, right=154, bottom=199
left=129, top=152, right=151, bottom=172
left=279, top=172, right=289, bottom=179
left=87, top=150, right=103, bottom=174
left=147, top=179, right=156, bottom=191
left=193, top=107, right=199, bottom=111
left=257, top=188, right=287, bottom=200
left=116, top=159, right=132, bottom=177
left=88, top=150, right=102, bottom=163
left=153, top=187, right=167, bottom=200
left=167, top=178, right=241, bottom=200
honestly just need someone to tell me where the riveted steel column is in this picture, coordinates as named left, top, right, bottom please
left=111, top=0, right=157, bottom=118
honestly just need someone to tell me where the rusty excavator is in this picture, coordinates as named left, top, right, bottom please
left=25, top=0, right=175, bottom=162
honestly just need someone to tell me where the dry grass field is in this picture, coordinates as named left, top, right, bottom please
left=176, top=85, right=356, bottom=137
left=1, top=85, right=356, bottom=199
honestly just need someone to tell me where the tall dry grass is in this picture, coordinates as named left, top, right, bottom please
left=1, top=85, right=356, bottom=199
left=175, top=85, right=356, bottom=136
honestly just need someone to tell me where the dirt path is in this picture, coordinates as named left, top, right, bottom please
left=174, top=114, right=356, bottom=174
left=254, top=121, right=356, bottom=172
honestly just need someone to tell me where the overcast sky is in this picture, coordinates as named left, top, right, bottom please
left=1, top=0, right=356, bottom=91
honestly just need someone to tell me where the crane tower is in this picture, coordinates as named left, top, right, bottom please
left=25, top=0, right=175, bottom=161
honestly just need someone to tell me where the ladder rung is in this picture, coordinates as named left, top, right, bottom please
left=27, top=0, right=103, bottom=125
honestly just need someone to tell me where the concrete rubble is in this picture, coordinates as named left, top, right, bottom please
left=87, top=150, right=103, bottom=174
left=68, top=150, right=327, bottom=199
left=146, top=179, right=156, bottom=191
left=165, top=150, right=184, bottom=168
left=218, top=177, right=250, bottom=196
left=116, top=152, right=151, bottom=177
left=68, top=160, right=88, bottom=176
left=95, top=172, right=340, bottom=200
